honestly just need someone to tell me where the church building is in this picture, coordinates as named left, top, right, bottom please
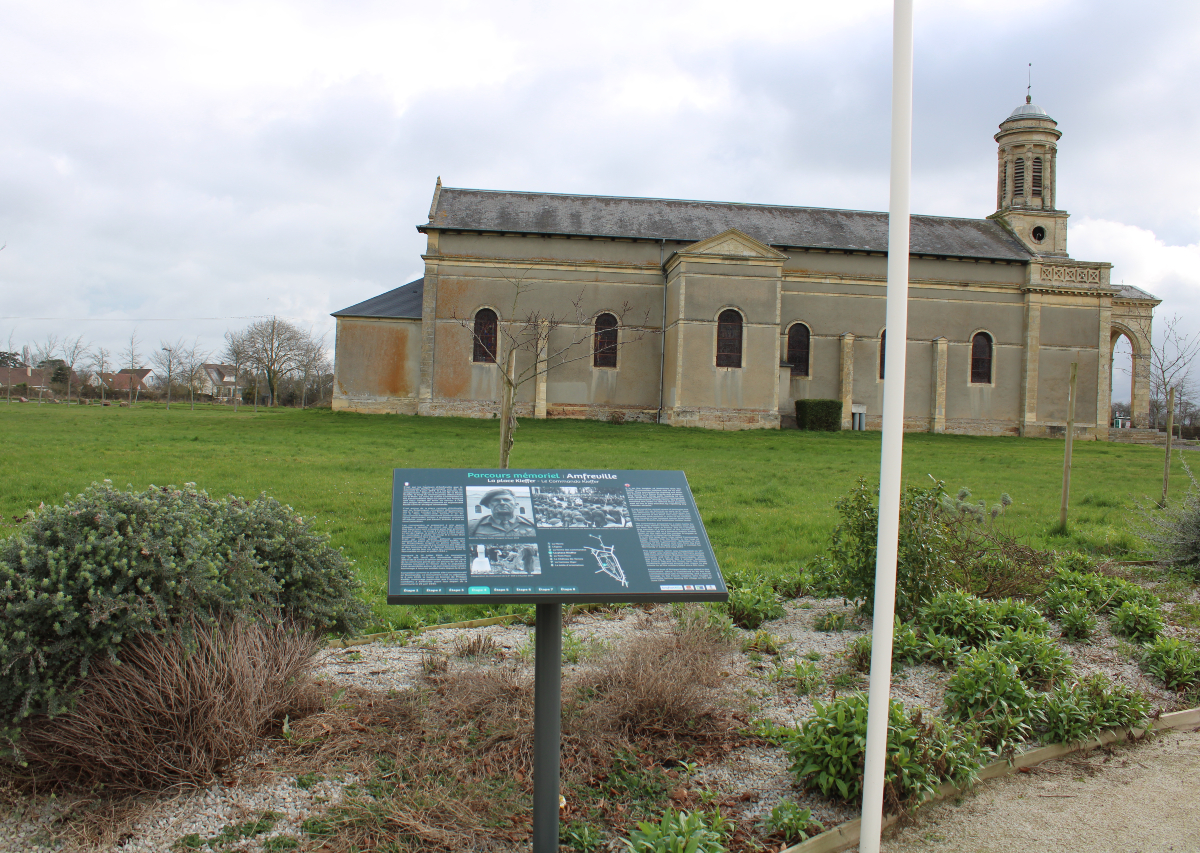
left=331, top=99, right=1158, bottom=438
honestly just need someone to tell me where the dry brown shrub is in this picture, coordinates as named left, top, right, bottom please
left=11, top=617, right=322, bottom=794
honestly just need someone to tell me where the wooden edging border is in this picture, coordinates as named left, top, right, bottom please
left=782, top=705, right=1200, bottom=853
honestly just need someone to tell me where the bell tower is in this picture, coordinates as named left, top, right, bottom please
left=990, top=97, right=1070, bottom=256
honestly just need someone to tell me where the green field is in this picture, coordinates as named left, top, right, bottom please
left=1, top=403, right=1191, bottom=631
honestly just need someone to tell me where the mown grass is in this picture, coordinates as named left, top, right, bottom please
left=0, top=403, right=1191, bottom=632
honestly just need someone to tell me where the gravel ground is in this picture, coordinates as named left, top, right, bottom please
left=1, top=594, right=1194, bottom=853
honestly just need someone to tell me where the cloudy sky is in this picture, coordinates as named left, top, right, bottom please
left=2, top=0, right=1197, bottom=400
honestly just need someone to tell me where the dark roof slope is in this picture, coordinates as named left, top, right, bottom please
left=423, top=187, right=1032, bottom=262
left=333, top=278, right=425, bottom=319
left=1114, top=284, right=1160, bottom=302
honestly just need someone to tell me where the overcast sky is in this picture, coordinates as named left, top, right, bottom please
left=2, top=0, right=1197, bottom=401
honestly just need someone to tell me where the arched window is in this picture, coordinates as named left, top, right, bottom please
left=1013, top=158, right=1025, bottom=197
left=593, top=313, right=618, bottom=367
left=472, top=308, right=497, bottom=363
left=879, top=330, right=886, bottom=379
left=787, top=324, right=810, bottom=377
left=971, top=332, right=993, bottom=384
left=716, top=310, right=743, bottom=368
left=1031, top=157, right=1043, bottom=198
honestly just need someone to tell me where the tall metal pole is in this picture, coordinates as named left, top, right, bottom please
left=532, top=603, right=562, bottom=853
left=1059, top=362, right=1077, bottom=529
left=1162, top=385, right=1175, bottom=506
left=859, top=2, right=913, bottom=851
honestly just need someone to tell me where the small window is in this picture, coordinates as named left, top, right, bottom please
left=786, top=324, right=810, bottom=377
left=716, top=310, right=743, bottom=368
left=1013, top=158, right=1025, bottom=197
left=879, top=330, right=886, bottom=379
left=1031, top=157, right=1043, bottom=198
left=472, top=308, right=497, bottom=363
left=971, top=332, right=993, bottom=384
left=593, top=313, right=618, bottom=368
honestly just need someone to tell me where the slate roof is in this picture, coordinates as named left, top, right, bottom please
left=1114, top=284, right=1160, bottom=302
left=333, top=278, right=425, bottom=319
left=421, top=187, right=1033, bottom=262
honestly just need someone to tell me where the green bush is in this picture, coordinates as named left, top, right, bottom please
left=1141, top=637, right=1200, bottom=690
left=987, top=627, right=1074, bottom=689
left=892, top=619, right=925, bottom=668
left=944, top=648, right=1039, bottom=752
left=794, top=399, right=842, bottom=431
left=846, top=635, right=872, bottom=672
left=623, top=809, right=730, bottom=853
left=1138, top=454, right=1200, bottom=578
left=1059, top=605, right=1097, bottom=642
left=758, top=800, right=824, bottom=845
left=1046, top=568, right=1159, bottom=614
left=990, top=598, right=1050, bottom=635
left=1111, top=601, right=1164, bottom=644
left=0, top=482, right=368, bottom=748
left=786, top=693, right=986, bottom=809
left=828, top=479, right=956, bottom=620
left=725, top=586, right=785, bottom=629
left=1040, top=674, right=1149, bottom=746
left=772, top=569, right=816, bottom=599
left=776, top=659, right=824, bottom=696
left=917, top=591, right=1002, bottom=648
left=1044, top=585, right=1092, bottom=617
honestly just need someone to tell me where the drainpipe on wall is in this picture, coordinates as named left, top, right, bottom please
left=656, top=238, right=668, bottom=424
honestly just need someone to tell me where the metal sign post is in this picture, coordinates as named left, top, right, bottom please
left=533, top=603, right=562, bottom=853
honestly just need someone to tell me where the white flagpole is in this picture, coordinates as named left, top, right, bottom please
left=859, top=2, right=914, bottom=852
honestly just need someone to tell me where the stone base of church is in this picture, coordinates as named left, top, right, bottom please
left=1020, top=422, right=1099, bottom=440
left=333, top=394, right=419, bottom=415
left=545, top=403, right=660, bottom=424
left=662, top=406, right=780, bottom=430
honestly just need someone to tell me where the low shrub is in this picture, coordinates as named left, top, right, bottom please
left=846, top=635, right=872, bottom=672
left=794, top=399, right=842, bottom=431
left=725, top=586, right=785, bottom=630
left=944, top=648, right=1039, bottom=752
left=673, top=604, right=737, bottom=644
left=1040, top=675, right=1149, bottom=745
left=742, top=630, right=782, bottom=656
left=786, top=693, right=987, bottom=811
left=814, top=611, right=850, bottom=632
left=624, top=809, right=730, bottom=853
left=758, top=799, right=824, bottom=845
left=1046, top=568, right=1159, bottom=614
left=892, top=620, right=925, bottom=668
left=988, top=627, right=1074, bottom=689
left=776, top=659, right=824, bottom=696
left=990, top=598, right=1050, bottom=635
left=919, top=633, right=963, bottom=670
left=1044, top=585, right=1092, bottom=617
left=1137, top=453, right=1200, bottom=578
left=0, top=482, right=368, bottom=749
left=773, top=569, right=817, bottom=600
left=1059, top=605, right=1097, bottom=642
left=12, top=617, right=321, bottom=791
left=1111, top=601, right=1164, bottom=644
left=917, top=591, right=1002, bottom=648
left=1141, top=637, right=1200, bottom=690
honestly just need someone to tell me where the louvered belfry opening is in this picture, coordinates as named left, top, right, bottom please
left=787, top=324, right=810, bottom=377
left=1031, top=157, right=1043, bottom=198
left=593, top=313, right=618, bottom=367
left=472, top=308, right=498, bottom=363
left=971, top=332, right=993, bottom=384
left=716, top=310, right=743, bottom=368
left=1013, top=158, right=1025, bottom=197
left=1000, top=161, right=1008, bottom=208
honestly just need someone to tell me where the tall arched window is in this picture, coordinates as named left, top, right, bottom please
left=1031, top=157, right=1043, bottom=198
left=472, top=308, right=497, bottom=363
left=1013, top=158, right=1025, bottom=197
left=716, top=310, right=743, bottom=368
left=787, top=324, right=810, bottom=377
left=593, top=313, right=618, bottom=367
left=879, top=330, right=886, bottom=379
left=971, top=332, right=993, bottom=384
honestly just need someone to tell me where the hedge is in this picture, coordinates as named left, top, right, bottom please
left=795, top=399, right=842, bottom=431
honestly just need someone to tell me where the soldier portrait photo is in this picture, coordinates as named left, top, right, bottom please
left=466, top=486, right=538, bottom=537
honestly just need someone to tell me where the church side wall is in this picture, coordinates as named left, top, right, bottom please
left=332, top=317, right=422, bottom=414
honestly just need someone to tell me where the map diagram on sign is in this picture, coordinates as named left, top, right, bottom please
left=586, top=535, right=628, bottom=587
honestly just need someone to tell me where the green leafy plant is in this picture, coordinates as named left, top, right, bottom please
left=773, top=569, right=817, bottom=600
left=1059, top=605, right=1097, bottom=641
left=0, top=482, right=367, bottom=750
left=742, top=630, right=782, bottom=656
left=990, top=598, right=1049, bottom=635
left=561, top=821, right=606, bottom=852
left=987, top=627, right=1074, bottom=689
left=846, top=635, right=872, bottom=672
left=758, top=799, right=824, bottom=845
left=1141, top=637, right=1200, bottom=690
left=919, top=633, right=962, bottom=670
left=786, top=693, right=986, bottom=810
left=673, top=604, right=737, bottom=643
left=944, top=647, right=1038, bottom=752
left=917, top=591, right=1002, bottom=648
left=1044, top=585, right=1092, bottom=617
left=814, top=612, right=849, bottom=632
left=776, top=659, right=824, bottom=696
left=1111, top=601, right=1164, bottom=644
left=891, top=619, right=924, bottom=668
left=623, top=809, right=730, bottom=853
left=1040, top=674, right=1149, bottom=745
left=725, top=586, right=785, bottom=630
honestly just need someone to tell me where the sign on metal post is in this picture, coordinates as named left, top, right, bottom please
left=387, top=469, right=727, bottom=853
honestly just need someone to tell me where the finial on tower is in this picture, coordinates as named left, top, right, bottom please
left=1027, top=63, right=1032, bottom=104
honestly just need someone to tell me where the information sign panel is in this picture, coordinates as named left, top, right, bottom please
left=388, top=469, right=727, bottom=604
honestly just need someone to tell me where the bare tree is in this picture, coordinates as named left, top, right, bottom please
left=3, top=329, right=22, bottom=404
left=180, top=338, right=209, bottom=411
left=32, top=335, right=61, bottom=405
left=222, top=330, right=249, bottom=413
left=1148, top=315, right=1200, bottom=428
left=119, top=330, right=141, bottom=407
left=454, top=267, right=654, bottom=469
left=150, top=339, right=188, bottom=411
left=89, top=346, right=112, bottom=403
left=236, top=316, right=310, bottom=407
left=296, top=331, right=329, bottom=409
left=60, top=335, right=88, bottom=405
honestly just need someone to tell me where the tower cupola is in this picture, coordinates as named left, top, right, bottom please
left=990, top=96, right=1068, bottom=255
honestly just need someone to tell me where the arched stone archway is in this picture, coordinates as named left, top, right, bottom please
left=1109, top=316, right=1153, bottom=429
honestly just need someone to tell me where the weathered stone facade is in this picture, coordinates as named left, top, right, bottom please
left=333, top=100, right=1158, bottom=437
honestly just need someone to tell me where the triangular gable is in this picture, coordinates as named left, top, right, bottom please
left=679, top=228, right=787, bottom=260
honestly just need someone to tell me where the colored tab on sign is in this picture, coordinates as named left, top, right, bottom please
left=468, top=586, right=491, bottom=594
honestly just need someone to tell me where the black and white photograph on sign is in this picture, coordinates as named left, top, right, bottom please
left=586, top=535, right=628, bottom=587
left=469, top=543, right=542, bottom=576
left=532, top=485, right=631, bottom=529
left=466, top=486, right=538, bottom=537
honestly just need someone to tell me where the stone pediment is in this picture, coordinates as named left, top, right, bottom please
left=680, top=228, right=787, bottom=260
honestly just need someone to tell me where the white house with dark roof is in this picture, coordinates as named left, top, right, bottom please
left=331, top=100, right=1158, bottom=437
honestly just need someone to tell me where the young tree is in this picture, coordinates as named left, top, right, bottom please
left=33, top=335, right=60, bottom=405
left=150, top=339, right=188, bottom=411
left=89, top=346, right=112, bottom=403
left=454, top=267, right=654, bottom=469
left=60, top=335, right=88, bottom=405
left=119, top=330, right=141, bottom=407
left=296, top=331, right=329, bottom=409
left=1148, top=315, right=1199, bottom=428
left=2, top=332, right=23, bottom=404
left=180, top=338, right=209, bottom=411
left=222, top=329, right=249, bottom=413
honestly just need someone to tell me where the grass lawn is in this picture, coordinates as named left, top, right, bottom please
left=1, top=402, right=1191, bottom=631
